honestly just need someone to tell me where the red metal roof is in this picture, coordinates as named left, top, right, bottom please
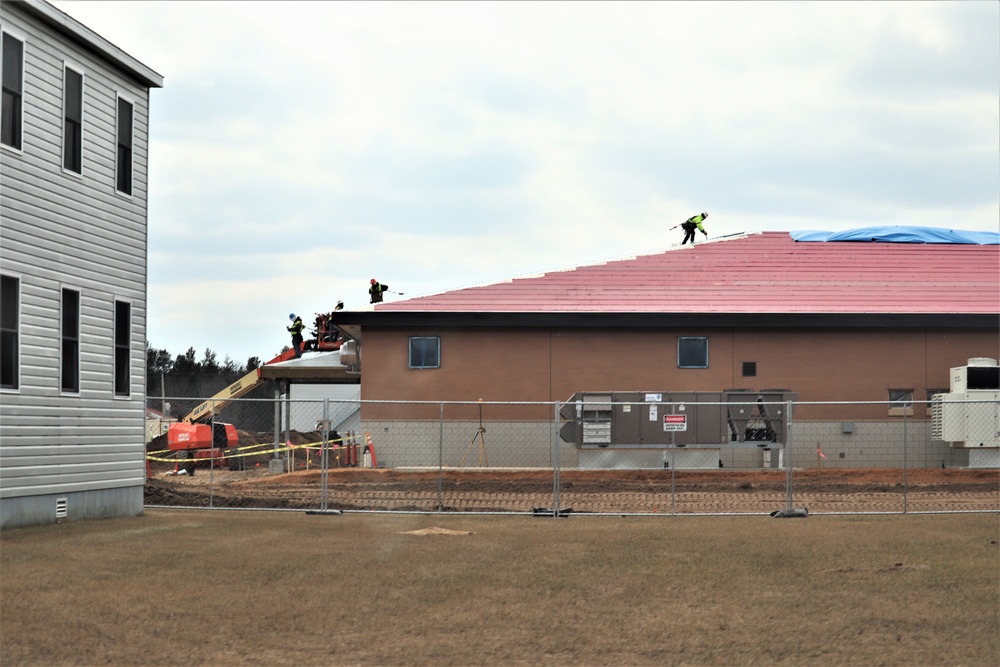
left=377, top=232, right=1000, bottom=315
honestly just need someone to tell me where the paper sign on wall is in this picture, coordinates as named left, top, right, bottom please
left=649, top=405, right=657, bottom=421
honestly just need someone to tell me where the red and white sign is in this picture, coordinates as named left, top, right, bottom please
left=663, top=414, right=688, bottom=432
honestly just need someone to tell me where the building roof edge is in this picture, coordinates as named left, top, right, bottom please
left=18, top=0, right=164, bottom=88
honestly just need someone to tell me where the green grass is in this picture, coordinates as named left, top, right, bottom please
left=1, top=511, right=997, bottom=666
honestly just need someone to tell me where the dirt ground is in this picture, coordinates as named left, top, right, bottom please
left=145, top=461, right=1000, bottom=514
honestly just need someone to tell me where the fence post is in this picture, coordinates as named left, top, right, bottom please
left=209, top=399, right=216, bottom=508
left=321, top=398, right=329, bottom=511
left=438, top=402, right=444, bottom=513
left=284, top=382, right=292, bottom=473
left=669, top=401, right=676, bottom=516
left=271, top=386, right=281, bottom=471
left=903, top=396, right=909, bottom=514
left=553, top=401, right=561, bottom=516
left=785, top=400, right=794, bottom=511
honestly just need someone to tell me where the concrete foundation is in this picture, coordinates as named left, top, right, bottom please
left=1, top=485, right=143, bottom=530
left=359, top=419, right=976, bottom=470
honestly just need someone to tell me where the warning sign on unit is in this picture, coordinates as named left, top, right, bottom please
left=663, top=414, right=688, bottom=432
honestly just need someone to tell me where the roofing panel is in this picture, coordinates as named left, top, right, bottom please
left=376, top=232, right=1000, bottom=315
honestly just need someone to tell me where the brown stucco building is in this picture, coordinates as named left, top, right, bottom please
left=333, top=230, right=1000, bottom=469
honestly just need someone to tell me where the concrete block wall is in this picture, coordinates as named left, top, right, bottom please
left=360, top=420, right=557, bottom=469
left=790, top=421, right=968, bottom=468
left=359, top=419, right=976, bottom=470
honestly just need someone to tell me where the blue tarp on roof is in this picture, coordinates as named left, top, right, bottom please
left=789, top=226, right=1000, bottom=245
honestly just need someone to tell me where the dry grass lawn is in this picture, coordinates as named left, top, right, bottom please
left=1, top=510, right=998, bottom=666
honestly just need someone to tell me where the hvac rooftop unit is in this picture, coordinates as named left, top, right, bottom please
left=950, top=357, right=1000, bottom=393
left=931, top=358, right=1000, bottom=450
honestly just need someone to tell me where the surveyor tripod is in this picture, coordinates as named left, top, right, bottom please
left=459, top=401, right=488, bottom=467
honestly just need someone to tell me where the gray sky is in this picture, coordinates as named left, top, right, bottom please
left=52, top=1, right=1000, bottom=367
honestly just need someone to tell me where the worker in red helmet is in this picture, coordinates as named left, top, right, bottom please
left=681, top=212, right=709, bottom=245
left=369, top=278, right=388, bottom=304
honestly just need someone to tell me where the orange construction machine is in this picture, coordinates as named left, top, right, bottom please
left=167, top=422, right=239, bottom=473
left=311, top=311, right=345, bottom=351
left=164, top=307, right=346, bottom=473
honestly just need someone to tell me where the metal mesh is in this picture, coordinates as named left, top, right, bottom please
left=145, top=397, right=999, bottom=515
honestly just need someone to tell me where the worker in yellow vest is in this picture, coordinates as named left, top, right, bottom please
left=287, top=313, right=305, bottom=358
left=681, top=212, right=709, bottom=244
left=369, top=279, right=388, bottom=304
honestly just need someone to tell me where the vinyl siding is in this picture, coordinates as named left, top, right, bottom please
left=0, top=2, right=154, bottom=504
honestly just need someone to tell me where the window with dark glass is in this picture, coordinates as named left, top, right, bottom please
left=1, top=275, right=19, bottom=389
left=678, top=337, right=708, bottom=369
left=114, top=300, right=130, bottom=396
left=116, top=97, right=133, bottom=195
left=408, top=336, right=440, bottom=369
left=63, top=66, right=83, bottom=173
left=888, top=388, right=913, bottom=416
left=1, top=31, right=24, bottom=150
left=61, top=288, right=80, bottom=393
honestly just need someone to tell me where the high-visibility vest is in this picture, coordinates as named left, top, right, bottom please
left=683, top=215, right=706, bottom=231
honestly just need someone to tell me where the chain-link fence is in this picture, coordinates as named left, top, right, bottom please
left=145, top=396, right=1000, bottom=515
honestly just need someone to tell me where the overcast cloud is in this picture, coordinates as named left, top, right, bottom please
left=50, top=1, right=1000, bottom=367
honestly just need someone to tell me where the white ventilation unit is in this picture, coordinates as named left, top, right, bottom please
left=55, top=498, right=68, bottom=519
left=931, top=358, right=1000, bottom=453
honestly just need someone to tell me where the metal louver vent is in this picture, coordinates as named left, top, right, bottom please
left=55, top=498, right=68, bottom=519
left=930, top=395, right=944, bottom=441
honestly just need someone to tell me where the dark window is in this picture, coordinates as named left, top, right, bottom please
left=114, top=300, right=130, bottom=396
left=116, top=97, right=133, bottom=195
left=408, top=336, right=440, bottom=369
left=888, top=388, right=913, bottom=416
left=742, top=361, right=757, bottom=377
left=678, top=337, right=708, bottom=369
left=63, top=66, right=83, bottom=173
left=888, top=389, right=912, bottom=408
left=1, top=275, right=19, bottom=389
left=2, top=31, right=24, bottom=150
left=61, top=288, right=80, bottom=393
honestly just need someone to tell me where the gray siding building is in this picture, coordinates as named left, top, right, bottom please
left=1, top=0, right=162, bottom=528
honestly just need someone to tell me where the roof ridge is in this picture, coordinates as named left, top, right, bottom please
left=376, top=231, right=999, bottom=315
left=401, top=231, right=759, bottom=300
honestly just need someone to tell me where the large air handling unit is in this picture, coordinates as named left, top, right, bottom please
left=560, top=389, right=797, bottom=470
left=931, top=358, right=1000, bottom=469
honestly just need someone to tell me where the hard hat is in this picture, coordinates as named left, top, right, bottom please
left=370, top=278, right=377, bottom=284
left=289, top=313, right=295, bottom=320
left=701, top=212, right=709, bottom=218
